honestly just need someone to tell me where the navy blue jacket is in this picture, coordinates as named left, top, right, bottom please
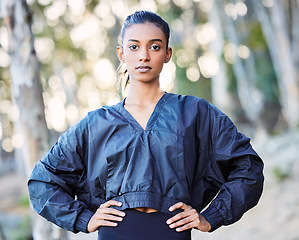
left=28, top=93, right=264, bottom=233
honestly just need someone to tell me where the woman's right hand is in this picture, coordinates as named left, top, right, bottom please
left=87, top=200, right=126, bottom=232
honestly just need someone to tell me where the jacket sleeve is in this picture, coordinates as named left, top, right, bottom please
left=28, top=115, right=94, bottom=233
left=200, top=105, right=264, bottom=232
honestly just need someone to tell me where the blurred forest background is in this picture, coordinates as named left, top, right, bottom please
left=0, top=0, right=299, bottom=239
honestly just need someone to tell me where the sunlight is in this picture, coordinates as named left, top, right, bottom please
left=160, top=60, right=176, bottom=91
left=262, top=0, right=274, bottom=8
left=34, top=37, right=54, bottom=64
left=48, top=75, right=62, bottom=90
left=0, top=100, right=11, bottom=115
left=238, top=45, right=250, bottom=59
left=0, top=27, right=8, bottom=50
left=198, top=52, right=219, bottom=78
left=157, top=0, right=171, bottom=12
left=66, top=104, right=79, bottom=125
left=67, top=0, right=86, bottom=16
left=196, top=23, right=217, bottom=46
left=62, top=68, right=77, bottom=90
left=198, top=0, right=213, bottom=12
left=139, top=0, right=158, bottom=12
left=225, top=3, right=238, bottom=20
left=93, top=59, right=117, bottom=89
left=94, top=2, right=111, bottom=19
left=0, top=122, right=2, bottom=141
left=224, top=43, right=237, bottom=64
left=0, top=49, right=10, bottom=68
left=110, top=0, right=129, bottom=20
left=70, top=16, right=100, bottom=45
left=8, top=104, right=20, bottom=123
left=186, top=66, right=200, bottom=82
left=12, top=133, right=24, bottom=149
left=173, top=0, right=192, bottom=8
left=102, top=14, right=116, bottom=29
left=44, top=1, right=67, bottom=22
left=2, top=138, right=13, bottom=153
left=236, top=2, right=247, bottom=16
left=171, top=19, right=184, bottom=33
left=37, top=0, right=52, bottom=6
left=87, top=90, right=101, bottom=109
left=47, top=97, right=67, bottom=132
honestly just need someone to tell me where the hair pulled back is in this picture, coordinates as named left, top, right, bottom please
left=120, top=10, right=170, bottom=48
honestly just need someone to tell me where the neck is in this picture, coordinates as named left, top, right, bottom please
left=125, top=80, right=164, bottom=106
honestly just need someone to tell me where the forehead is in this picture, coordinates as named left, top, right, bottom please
left=123, top=22, right=166, bottom=42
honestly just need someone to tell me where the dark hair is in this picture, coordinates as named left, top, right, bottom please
left=118, top=11, right=171, bottom=92
left=120, top=10, right=170, bottom=48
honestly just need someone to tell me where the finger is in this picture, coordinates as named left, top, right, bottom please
left=98, top=207, right=126, bottom=217
left=96, top=213, right=124, bottom=222
left=100, top=200, right=122, bottom=208
left=176, top=222, right=197, bottom=232
left=168, top=214, right=197, bottom=229
left=96, top=219, right=119, bottom=227
left=166, top=210, right=191, bottom=225
left=167, top=208, right=198, bottom=225
left=169, top=202, right=191, bottom=212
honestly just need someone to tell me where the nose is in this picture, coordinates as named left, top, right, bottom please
left=139, top=48, right=150, bottom=62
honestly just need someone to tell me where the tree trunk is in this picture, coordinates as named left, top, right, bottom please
left=254, top=0, right=299, bottom=128
left=0, top=0, right=68, bottom=239
left=208, top=1, right=234, bottom=117
left=220, top=1, right=263, bottom=125
left=290, top=0, right=299, bottom=104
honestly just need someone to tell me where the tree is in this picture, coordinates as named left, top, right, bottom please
left=253, top=0, right=299, bottom=128
left=0, top=0, right=68, bottom=239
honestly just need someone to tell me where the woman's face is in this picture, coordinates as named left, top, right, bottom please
left=117, top=22, right=172, bottom=85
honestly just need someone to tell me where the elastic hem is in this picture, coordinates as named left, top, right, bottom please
left=74, top=209, right=94, bottom=233
left=201, top=205, right=224, bottom=232
left=111, top=191, right=182, bottom=215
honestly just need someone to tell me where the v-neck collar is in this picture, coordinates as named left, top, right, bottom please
left=113, top=92, right=171, bottom=131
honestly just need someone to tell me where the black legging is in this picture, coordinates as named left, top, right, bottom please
left=98, top=209, right=192, bottom=240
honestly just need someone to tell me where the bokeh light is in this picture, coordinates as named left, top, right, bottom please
left=186, top=66, right=200, bottom=82
left=160, top=60, right=176, bottom=91
left=0, top=48, right=10, bottom=68
left=224, top=43, right=237, bottom=64
left=262, top=0, right=274, bottom=7
left=238, top=45, right=250, bottom=59
left=198, top=52, right=219, bottom=78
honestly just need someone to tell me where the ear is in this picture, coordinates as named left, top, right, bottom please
left=117, top=46, right=125, bottom=62
left=164, top=47, right=172, bottom=63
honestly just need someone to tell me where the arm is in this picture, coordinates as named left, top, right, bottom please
left=200, top=108, right=264, bottom=231
left=28, top=116, right=94, bottom=233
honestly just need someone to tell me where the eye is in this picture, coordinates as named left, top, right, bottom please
left=129, top=45, right=139, bottom=50
left=150, top=44, right=161, bottom=51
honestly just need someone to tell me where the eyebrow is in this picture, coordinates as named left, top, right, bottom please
left=127, top=38, right=163, bottom=43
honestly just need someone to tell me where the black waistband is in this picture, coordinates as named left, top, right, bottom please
left=98, top=209, right=191, bottom=240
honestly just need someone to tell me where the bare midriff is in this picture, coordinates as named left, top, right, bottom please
left=134, top=207, right=158, bottom=213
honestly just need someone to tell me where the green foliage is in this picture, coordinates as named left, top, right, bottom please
left=255, top=52, right=279, bottom=102
left=18, top=194, right=30, bottom=207
left=248, top=22, right=268, bottom=50
left=272, top=166, right=291, bottom=182
left=12, top=215, right=32, bottom=240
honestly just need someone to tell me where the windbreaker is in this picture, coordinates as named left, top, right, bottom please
left=28, top=93, right=264, bottom=233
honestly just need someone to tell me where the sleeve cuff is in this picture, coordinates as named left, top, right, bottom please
left=201, top=205, right=224, bottom=232
left=74, top=209, right=94, bottom=233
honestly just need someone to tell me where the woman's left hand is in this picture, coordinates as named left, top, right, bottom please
left=166, top=202, right=211, bottom=232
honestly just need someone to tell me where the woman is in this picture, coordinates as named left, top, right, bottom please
left=28, top=11, right=264, bottom=240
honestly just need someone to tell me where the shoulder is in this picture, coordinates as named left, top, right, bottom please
left=167, top=93, right=221, bottom=115
left=87, top=104, right=119, bottom=121
left=60, top=103, right=121, bottom=141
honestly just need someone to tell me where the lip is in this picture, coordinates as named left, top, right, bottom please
left=136, top=66, right=152, bottom=72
